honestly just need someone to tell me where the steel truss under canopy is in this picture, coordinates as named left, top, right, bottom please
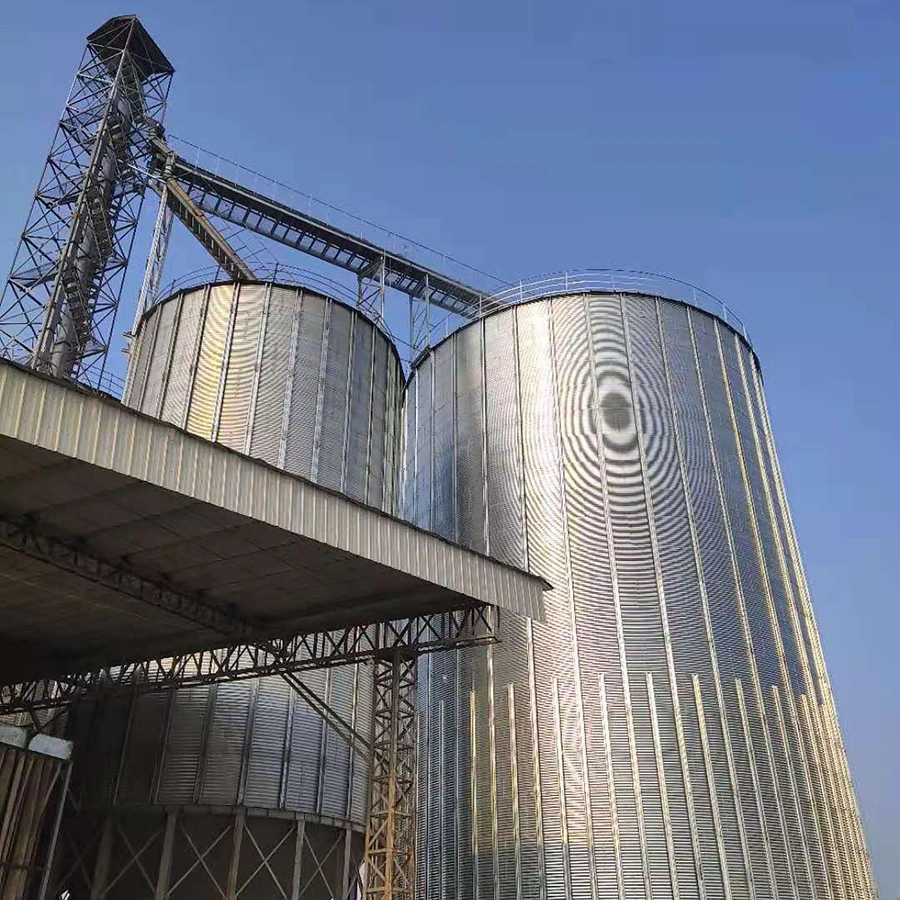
left=0, top=604, right=497, bottom=719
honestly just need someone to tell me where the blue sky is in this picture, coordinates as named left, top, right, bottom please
left=1, top=0, right=898, bottom=892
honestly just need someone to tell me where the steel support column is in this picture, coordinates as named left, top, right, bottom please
left=408, top=275, right=432, bottom=363
left=364, top=650, right=417, bottom=900
left=358, top=257, right=387, bottom=327
left=132, top=178, right=175, bottom=334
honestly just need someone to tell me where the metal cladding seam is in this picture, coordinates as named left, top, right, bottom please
left=404, top=292, right=877, bottom=900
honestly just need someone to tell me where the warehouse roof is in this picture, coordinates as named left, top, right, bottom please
left=0, top=360, right=546, bottom=683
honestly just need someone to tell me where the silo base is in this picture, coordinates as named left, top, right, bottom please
left=51, top=807, right=363, bottom=900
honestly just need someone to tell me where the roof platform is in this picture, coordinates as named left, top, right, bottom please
left=0, top=360, right=546, bottom=685
left=87, top=15, right=175, bottom=79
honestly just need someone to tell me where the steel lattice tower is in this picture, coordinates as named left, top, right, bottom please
left=0, top=16, right=173, bottom=386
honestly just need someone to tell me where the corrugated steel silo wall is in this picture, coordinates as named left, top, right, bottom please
left=125, top=282, right=402, bottom=510
left=65, top=282, right=403, bottom=900
left=405, top=293, right=876, bottom=900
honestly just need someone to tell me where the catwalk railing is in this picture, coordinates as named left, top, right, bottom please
left=478, top=268, right=752, bottom=343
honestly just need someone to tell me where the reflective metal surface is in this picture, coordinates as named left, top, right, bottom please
left=125, top=281, right=404, bottom=510
left=406, top=292, right=876, bottom=900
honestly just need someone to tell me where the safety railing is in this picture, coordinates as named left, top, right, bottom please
left=478, top=269, right=751, bottom=344
left=152, top=263, right=361, bottom=310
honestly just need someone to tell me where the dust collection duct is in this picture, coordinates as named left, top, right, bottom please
left=406, top=290, right=876, bottom=900
left=62, top=279, right=404, bottom=900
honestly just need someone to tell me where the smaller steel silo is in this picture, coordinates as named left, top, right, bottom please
left=65, top=278, right=405, bottom=900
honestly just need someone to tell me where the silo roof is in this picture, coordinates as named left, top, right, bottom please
left=0, top=360, right=546, bottom=685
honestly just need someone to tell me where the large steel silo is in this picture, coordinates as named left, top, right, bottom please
left=66, top=280, right=403, bottom=900
left=405, top=288, right=876, bottom=900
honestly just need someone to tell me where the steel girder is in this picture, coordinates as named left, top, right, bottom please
left=0, top=607, right=497, bottom=718
left=0, top=17, right=173, bottom=387
left=0, top=513, right=263, bottom=653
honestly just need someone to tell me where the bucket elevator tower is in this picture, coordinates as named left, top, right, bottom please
left=0, top=17, right=173, bottom=386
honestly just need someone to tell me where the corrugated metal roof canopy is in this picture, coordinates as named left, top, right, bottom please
left=0, top=361, right=546, bottom=683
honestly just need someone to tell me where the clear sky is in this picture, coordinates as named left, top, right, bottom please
left=1, top=0, right=898, bottom=892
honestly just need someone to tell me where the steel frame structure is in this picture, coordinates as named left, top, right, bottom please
left=51, top=804, right=362, bottom=900
left=0, top=512, right=263, bottom=661
left=0, top=17, right=173, bottom=387
left=144, top=140, right=490, bottom=361
left=0, top=16, right=498, bottom=381
left=363, top=653, right=417, bottom=900
left=152, top=141, right=485, bottom=320
left=0, top=606, right=497, bottom=718
left=0, top=739, right=72, bottom=900
left=1, top=600, right=488, bottom=900
left=132, top=180, right=175, bottom=337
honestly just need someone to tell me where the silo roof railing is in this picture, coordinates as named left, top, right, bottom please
left=146, top=263, right=406, bottom=356
left=152, top=263, right=361, bottom=311
left=479, top=269, right=751, bottom=344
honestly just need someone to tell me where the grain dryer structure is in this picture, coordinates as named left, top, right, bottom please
left=405, top=282, right=876, bottom=900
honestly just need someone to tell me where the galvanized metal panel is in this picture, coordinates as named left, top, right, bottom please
left=367, top=335, right=389, bottom=511
left=343, top=318, right=374, bottom=502
left=117, top=690, right=169, bottom=804
left=313, top=302, right=351, bottom=492
left=250, top=286, right=297, bottom=466
left=454, top=324, right=485, bottom=553
left=186, top=284, right=233, bottom=440
left=159, top=288, right=204, bottom=427
left=218, top=283, right=265, bottom=451
left=431, top=339, right=456, bottom=541
left=384, top=351, right=400, bottom=514
left=415, top=354, right=434, bottom=530
left=402, top=367, right=417, bottom=522
left=244, top=678, right=292, bottom=808
left=141, top=295, right=178, bottom=418
left=198, top=681, right=253, bottom=805
left=156, top=687, right=209, bottom=804
left=483, top=309, right=525, bottom=569
left=288, top=669, right=327, bottom=812
left=320, top=666, right=354, bottom=819
left=284, top=291, right=326, bottom=480
left=126, top=302, right=159, bottom=410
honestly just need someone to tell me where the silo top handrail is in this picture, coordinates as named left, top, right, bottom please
left=479, top=269, right=751, bottom=345
left=152, top=264, right=361, bottom=310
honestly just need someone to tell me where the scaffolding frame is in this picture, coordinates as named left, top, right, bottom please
left=364, top=652, right=418, bottom=900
